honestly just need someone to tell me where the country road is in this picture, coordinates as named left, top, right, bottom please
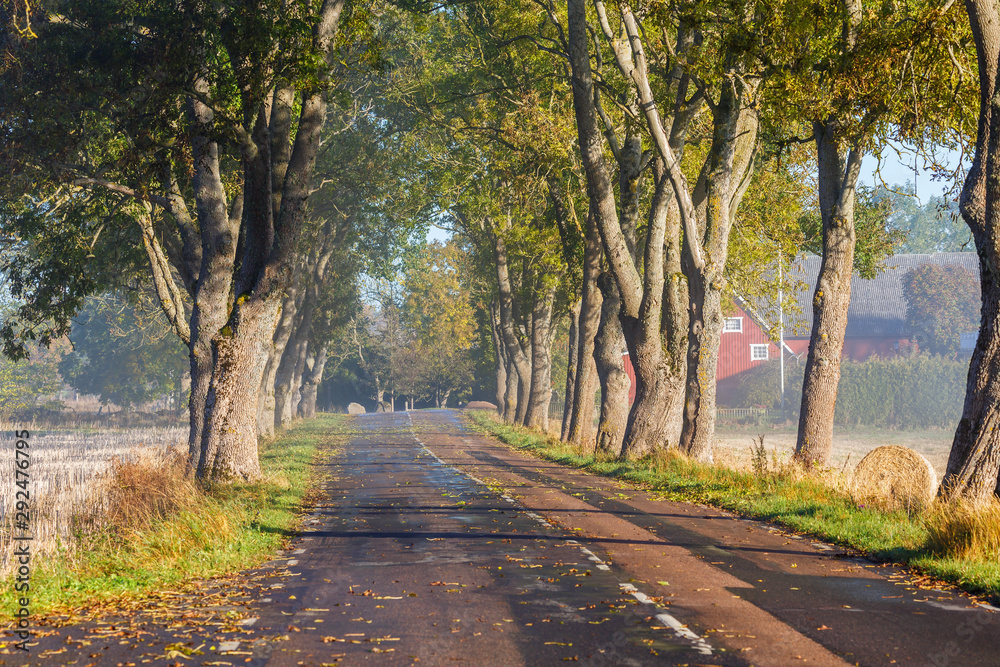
left=4, top=409, right=998, bottom=666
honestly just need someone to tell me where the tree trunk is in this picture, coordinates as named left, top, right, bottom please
left=198, top=298, right=280, bottom=481
left=258, top=287, right=301, bottom=437
left=940, top=0, right=1000, bottom=502
left=794, top=119, right=863, bottom=467
left=489, top=299, right=508, bottom=416
left=561, top=299, right=581, bottom=441
left=285, top=333, right=310, bottom=423
left=503, top=357, right=519, bottom=423
left=275, top=284, right=317, bottom=428
left=274, top=328, right=304, bottom=430
left=594, top=273, right=630, bottom=457
left=567, top=210, right=602, bottom=447
left=565, top=0, right=691, bottom=459
left=187, top=345, right=214, bottom=469
left=525, top=286, right=557, bottom=431
left=678, top=279, right=724, bottom=461
left=677, top=80, right=759, bottom=462
left=298, top=342, right=327, bottom=419
left=492, top=231, right=532, bottom=424
left=619, top=168, right=685, bottom=459
left=515, top=363, right=531, bottom=426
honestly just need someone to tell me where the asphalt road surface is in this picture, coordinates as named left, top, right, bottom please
left=3, top=409, right=998, bottom=666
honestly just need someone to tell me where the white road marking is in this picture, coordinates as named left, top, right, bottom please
left=655, top=613, right=714, bottom=656
left=237, top=617, right=258, bottom=626
left=411, top=413, right=711, bottom=656
left=218, top=641, right=241, bottom=652
left=620, top=583, right=714, bottom=655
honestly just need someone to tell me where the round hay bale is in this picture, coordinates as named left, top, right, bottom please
left=465, top=401, right=498, bottom=411
left=851, top=445, right=937, bottom=512
left=347, top=402, right=366, bottom=415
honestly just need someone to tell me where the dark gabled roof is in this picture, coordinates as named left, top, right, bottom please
left=786, top=252, right=980, bottom=339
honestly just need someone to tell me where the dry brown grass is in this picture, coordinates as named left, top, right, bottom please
left=924, top=499, right=1000, bottom=563
left=98, top=447, right=197, bottom=536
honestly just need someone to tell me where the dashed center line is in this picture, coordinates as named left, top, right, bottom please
left=620, top=583, right=714, bottom=656
left=407, top=413, right=712, bottom=657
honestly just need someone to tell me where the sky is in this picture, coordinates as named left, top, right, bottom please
left=858, top=143, right=966, bottom=204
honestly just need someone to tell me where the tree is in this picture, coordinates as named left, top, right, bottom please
left=940, top=0, right=1000, bottom=501
left=0, top=0, right=373, bottom=481
left=901, top=264, right=979, bottom=357
left=1, top=1, right=37, bottom=77
left=566, top=0, right=762, bottom=461
left=799, top=185, right=907, bottom=279
left=59, top=293, right=188, bottom=410
left=399, top=5, right=575, bottom=432
left=788, top=0, right=974, bottom=467
left=0, top=344, right=64, bottom=419
left=400, top=240, right=476, bottom=407
left=878, top=184, right=972, bottom=254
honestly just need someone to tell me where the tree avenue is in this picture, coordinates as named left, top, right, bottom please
left=5, top=0, right=1000, bottom=506
left=0, top=0, right=370, bottom=481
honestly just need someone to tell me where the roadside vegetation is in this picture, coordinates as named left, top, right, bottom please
left=0, top=414, right=346, bottom=617
left=468, top=411, right=1000, bottom=604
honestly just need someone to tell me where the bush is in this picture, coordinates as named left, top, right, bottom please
left=733, top=353, right=968, bottom=428
left=732, top=359, right=804, bottom=412
left=99, top=448, right=197, bottom=537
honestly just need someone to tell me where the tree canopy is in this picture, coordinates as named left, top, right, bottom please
left=901, top=263, right=979, bottom=357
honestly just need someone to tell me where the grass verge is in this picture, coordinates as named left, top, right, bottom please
left=468, top=411, right=1000, bottom=604
left=1, top=413, right=349, bottom=617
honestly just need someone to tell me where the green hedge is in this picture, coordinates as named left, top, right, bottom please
left=732, top=353, right=969, bottom=428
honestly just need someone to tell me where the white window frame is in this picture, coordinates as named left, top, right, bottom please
left=750, top=344, right=769, bottom=361
left=723, top=317, right=743, bottom=333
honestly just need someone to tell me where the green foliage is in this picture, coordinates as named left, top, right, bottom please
left=727, top=151, right=811, bottom=335
left=800, top=185, right=907, bottom=279
left=901, top=263, right=979, bottom=357
left=0, top=342, right=65, bottom=418
left=877, top=184, right=972, bottom=254
left=734, top=354, right=969, bottom=428
left=0, top=0, right=391, bottom=359
left=834, top=354, right=968, bottom=428
left=0, top=198, right=149, bottom=360
left=59, top=294, right=188, bottom=410
left=731, top=359, right=805, bottom=412
left=398, top=240, right=476, bottom=404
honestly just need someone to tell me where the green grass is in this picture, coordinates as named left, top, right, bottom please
left=468, top=412, right=1000, bottom=603
left=1, top=413, right=349, bottom=617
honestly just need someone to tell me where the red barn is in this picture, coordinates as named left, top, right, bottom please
left=623, top=252, right=979, bottom=405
